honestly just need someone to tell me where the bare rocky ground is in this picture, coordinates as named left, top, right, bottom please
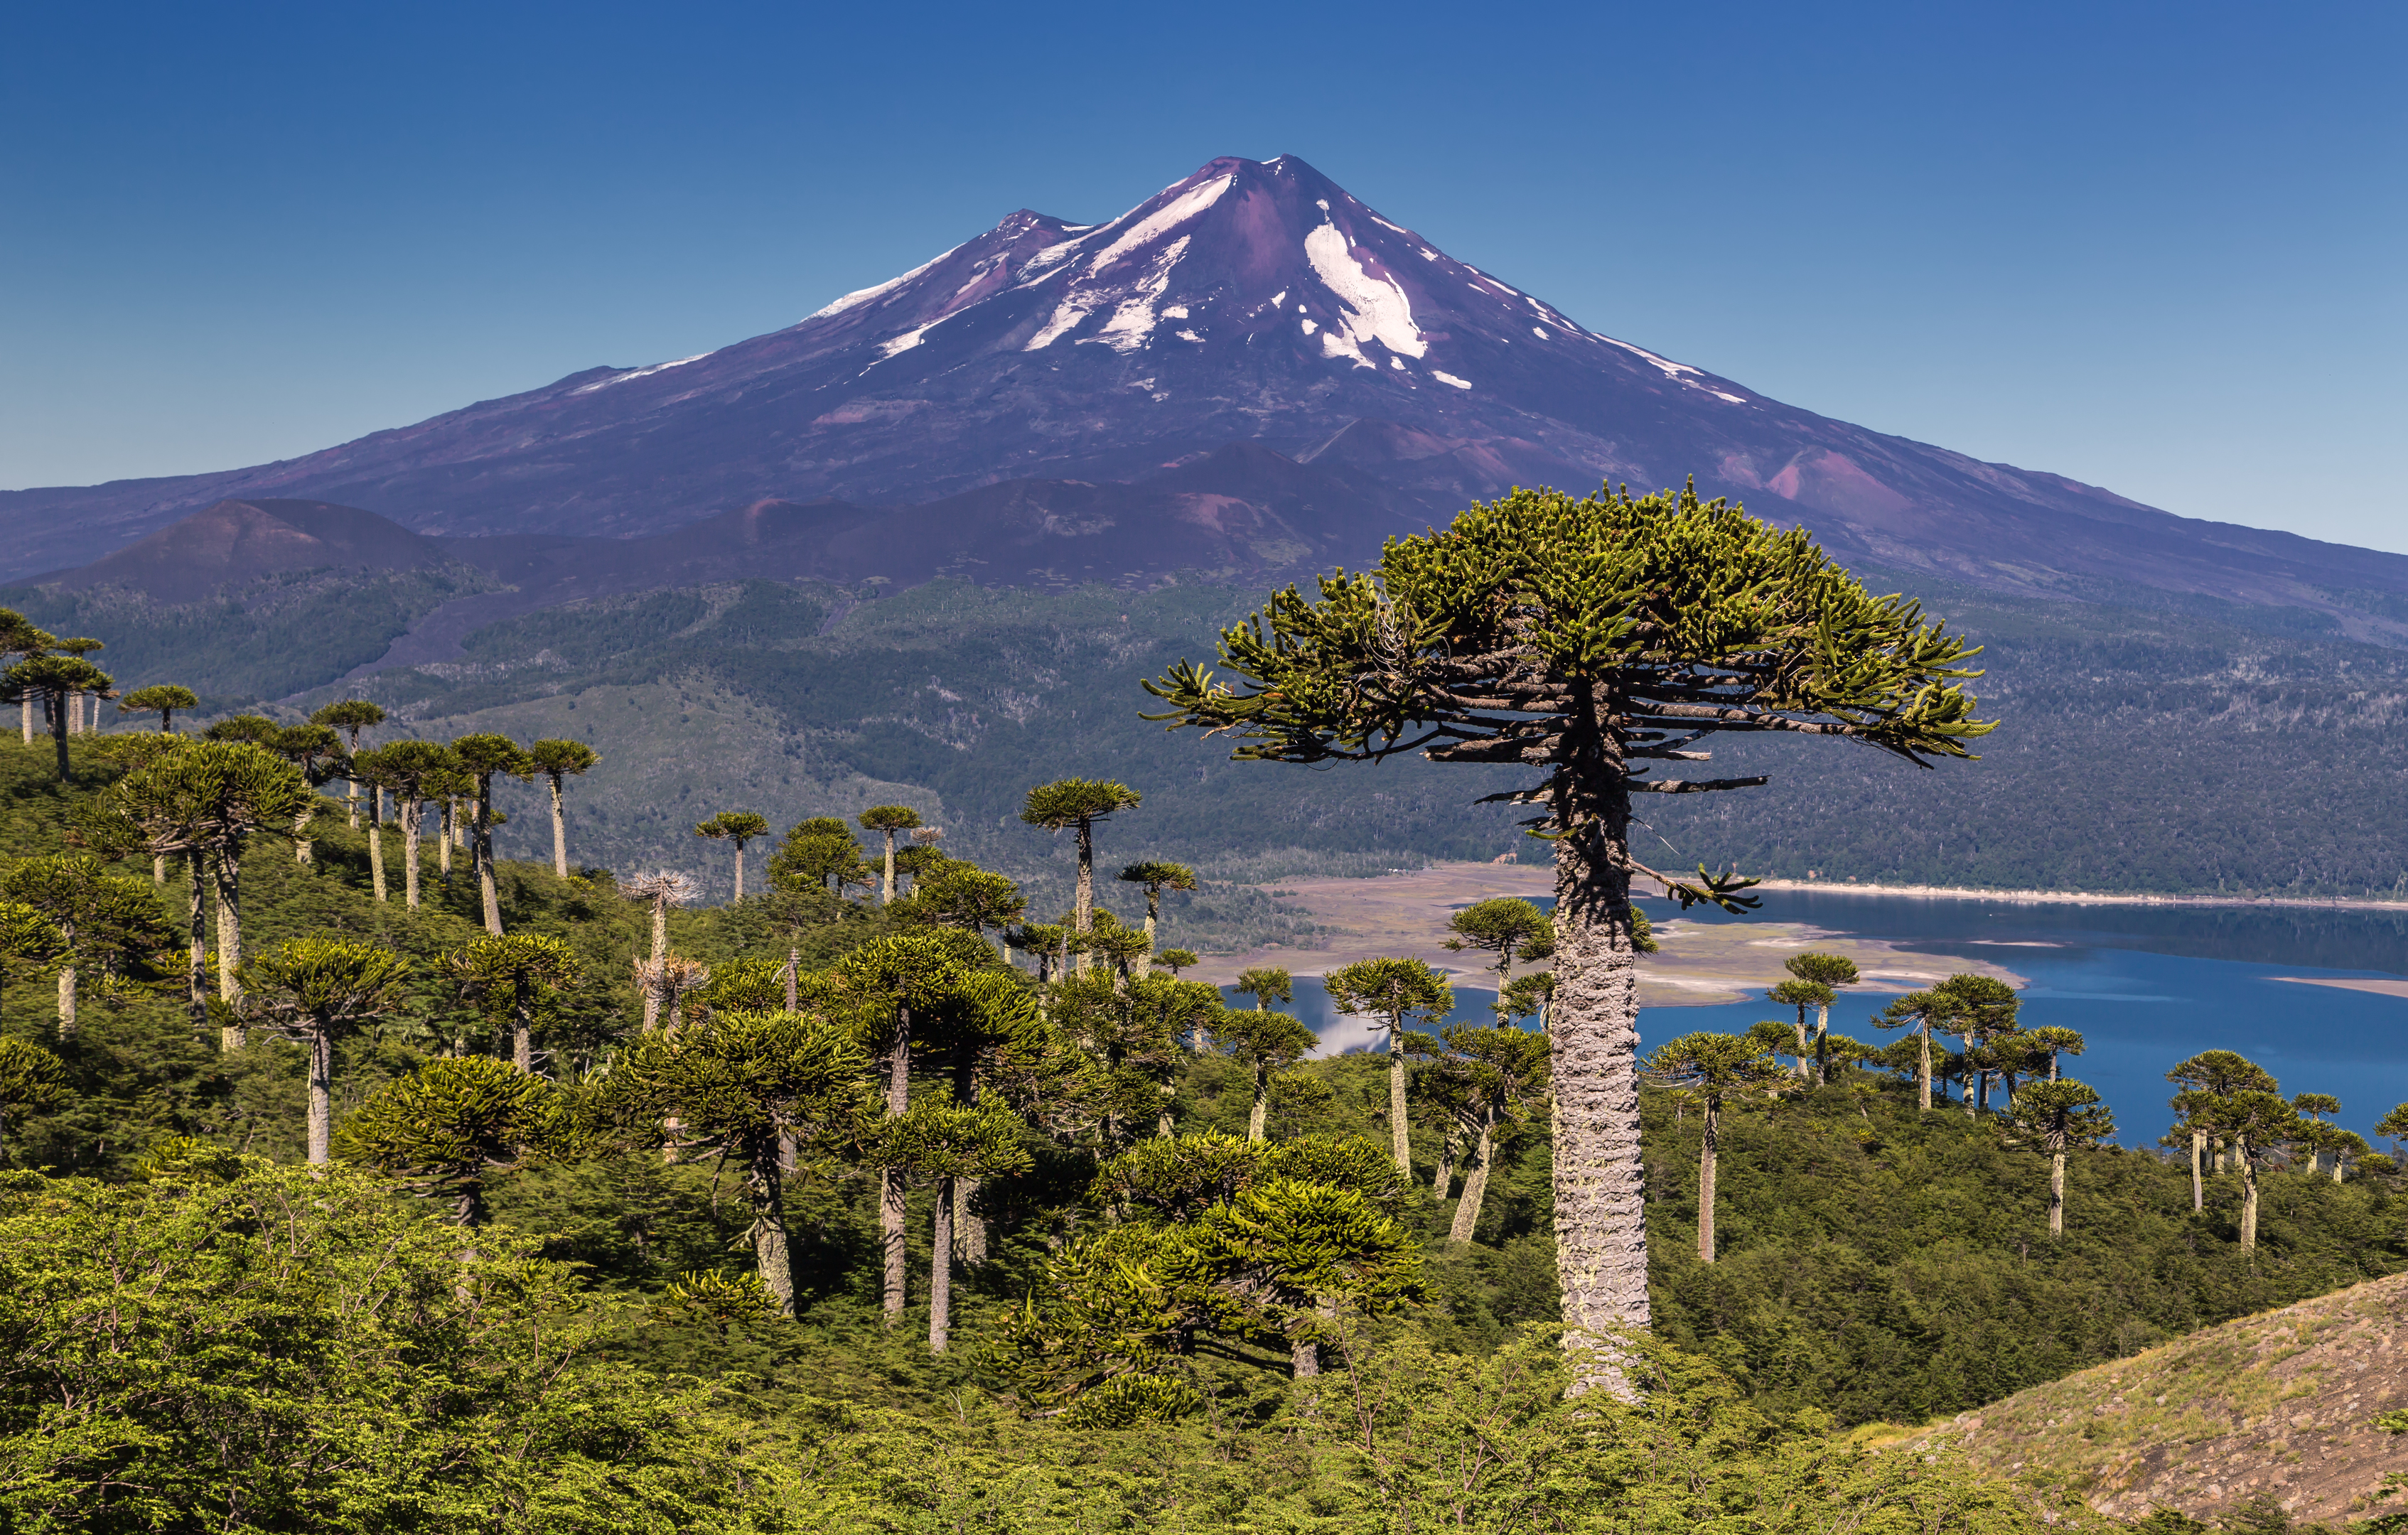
left=1908, top=1270, right=2408, bottom=1526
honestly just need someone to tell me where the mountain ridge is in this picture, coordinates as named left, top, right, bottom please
left=9, top=154, right=2408, bottom=645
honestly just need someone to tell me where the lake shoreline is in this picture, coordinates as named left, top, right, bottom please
left=1746, top=878, right=2408, bottom=914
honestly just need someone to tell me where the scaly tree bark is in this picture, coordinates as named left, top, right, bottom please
left=1143, top=485, right=1992, bottom=1391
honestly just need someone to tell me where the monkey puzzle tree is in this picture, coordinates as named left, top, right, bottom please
left=1004, top=922, right=1068, bottom=981
left=240, top=937, right=412, bottom=1164
left=612, top=1008, right=868, bottom=1315
left=1436, top=1024, right=1552, bottom=1244
left=107, top=740, right=311, bottom=1047
left=1780, top=951, right=1860, bottom=1083
left=1321, top=957, right=1453, bottom=1178
left=1441, top=897, right=1553, bottom=1017
left=1935, top=973, right=2020, bottom=1115
left=1020, top=779, right=1142, bottom=972
left=2023, top=1025, right=2087, bottom=1082
left=2217, top=1090, right=2304, bottom=1252
left=1211, top=970, right=1316, bottom=1142
left=0, top=610, right=53, bottom=746
left=1116, top=860, right=1197, bottom=946
left=524, top=738, right=599, bottom=877
left=620, top=871, right=700, bottom=1031
left=768, top=817, right=871, bottom=897
left=869, top=1094, right=1033, bottom=1351
left=1642, top=1030, right=1791, bottom=1264
left=857, top=804, right=922, bottom=904
left=1765, top=979, right=1832, bottom=1082
left=1874, top=989, right=1955, bottom=1111
left=5, top=655, right=114, bottom=779
left=365, top=740, right=456, bottom=909
left=905, top=861, right=1028, bottom=938
left=451, top=733, right=533, bottom=935
left=0, top=1036, right=69, bottom=1163
left=2168, top=1050, right=2280, bottom=1214
left=0, top=856, right=171, bottom=1042
left=336, top=1055, right=561, bottom=1227
left=120, top=684, right=200, bottom=735
left=266, top=723, right=346, bottom=864
left=448, top=933, right=581, bottom=1074
left=309, top=699, right=387, bottom=829
left=1141, top=483, right=1992, bottom=1374
left=693, top=810, right=770, bottom=900
left=1997, top=1079, right=2115, bottom=1238
left=1154, top=947, right=1199, bottom=976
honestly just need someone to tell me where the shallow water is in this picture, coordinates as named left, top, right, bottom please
left=1225, top=890, right=2408, bottom=1146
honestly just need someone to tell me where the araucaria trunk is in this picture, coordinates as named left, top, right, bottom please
left=212, top=850, right=245, bottom=1050
left=881, top=830, right=897, bottom=905
left=185, top=852, right=209, bottom=1036
left=1545, top=750, right=1649, bottom=1391
left=2240, top=1151, right=2259, bottom=1251
left=751, top=1148, right=795, bottom=1316
left=2190, top=1131, right=2205, bottom=1212
left=1248, top=1064, right=1269, bottom=1141
left=1813, top=1001, right=1831, bottom=1085
left=548, top=776, right=569, bottom=878
left=882, top=1029, right=910, bottom=1325
left=930, top=1175, right=955, bottom=1352
left=367, top=819, right=387, bottom=902
left=1696, top=1098, right=1719, bottom=1263
left=1073, top=820, right=1095, bottom=974
left=476, top=785, right=502, bottom=935
left=55, top=966, right=76, bottom=1041
left=306, top=1026, right=334, bottom=1165
left=1918, top=1025, right=1933, bottom=1112
left=512, top=976, right=534, bottom=1074
left=1449, top=1116, right=1495, bottom=1244
left=2049, top=1149, right=2066, bottom=1237
left=401, top=799, right=423, bottom=907
left=1387, top=1022, right=1412, bottom=1176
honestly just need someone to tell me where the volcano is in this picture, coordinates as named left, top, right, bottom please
left=11, top=155, right=2408, bottom=629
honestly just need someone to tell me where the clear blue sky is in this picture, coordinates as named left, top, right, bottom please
left=4, top=1, right=2400, bottom=550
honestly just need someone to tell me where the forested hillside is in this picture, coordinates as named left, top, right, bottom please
left=13, top=549, right=2402, bottom=922
left=2, top=734, right=2404, bottom=1527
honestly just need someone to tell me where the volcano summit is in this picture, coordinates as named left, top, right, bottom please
left=11, top=155, right=2407, bottom=629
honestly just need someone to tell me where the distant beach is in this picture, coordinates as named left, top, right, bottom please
left=1749, top=878, right=2408, bottom=915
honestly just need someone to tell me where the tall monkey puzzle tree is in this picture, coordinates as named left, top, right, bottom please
left=1142, top=483, right=1992, bottom=1382
left=241, top=937, right=412, bottom=1164
left=370, top=740, right=456, bottom=909
left=309, top=699, right=386, bottom=829
left=119, top=684, right=199, bottom=734
left=694, top=811, right=770, bottom=900
left=2168, top=1050, right=2279, bottom=1214
left=451, top=734, right=534, bottom=935
left=1116, top=860, right=1196, bottom=946
left=526, top=738, right=599, bottom=877
left=1322, top=957, right=1453, bottom=1177
left=858, top=804, right=922, bottom=904
left=337, top=1055, right=559, bottom=1227
left=1218, top=966, right=1313, bottom=1141
left=1021, top=779, right=1142, bottom=973
left=0, top=856, right=170, bottom=1043
left=1998, top=1079, right=2115, bottom=1237
left=449, top=934, right=581, bottom=1074
left=107, top=741, right=311, bottom=1049
left=1441, top=897, right=1553, bottom=1016
left=1643, top=1031, right=1790, bottom=1264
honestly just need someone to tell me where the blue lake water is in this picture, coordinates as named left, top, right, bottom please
left=1225, top=891, right=2408, bottom=1146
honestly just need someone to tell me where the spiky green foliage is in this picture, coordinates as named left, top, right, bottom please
left=447, top=932, right=581, bottom=1072
left=335, top=1055, right=564, bottom=1226
left=120, top=684, right=200, bottom=732
left=1998, top=1078, right=2117, bottom=1237
left=0, top=1038, right=68, bottom=1159
left=1442, top=896, right=1553, bottom=1001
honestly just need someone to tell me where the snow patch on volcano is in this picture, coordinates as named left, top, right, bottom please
left=1304, top=222, right=1426, bottom=364
left=573, top=352, right=711, bottom=394
left=806, top=245, right=960, bottom=321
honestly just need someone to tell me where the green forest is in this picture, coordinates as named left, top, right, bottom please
left=6, top=482, right=2407, bottom=1533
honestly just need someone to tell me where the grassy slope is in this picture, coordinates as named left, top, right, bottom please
left=1918, top=1269, right=2408, bottom=1527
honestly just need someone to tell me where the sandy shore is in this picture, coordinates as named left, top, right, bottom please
left=1190, top=861, right=2020, bottom=1006
left=1751, top=878, right=2408, bottom=913
left=2273, top=976, right=2408, bottom=1001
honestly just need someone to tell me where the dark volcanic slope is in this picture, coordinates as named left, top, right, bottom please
left=10, top=155, right=2408, bottom=630
left=41, top=498, right=455, bottom=602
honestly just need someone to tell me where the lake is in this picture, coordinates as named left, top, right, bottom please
left=1226, top=890, right=2408, bottom=1146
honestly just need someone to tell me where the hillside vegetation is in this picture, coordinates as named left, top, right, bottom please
left=6, top=733, right=2408, bottom=1527
left=1919, top=1270, right=2408, bottom=1529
